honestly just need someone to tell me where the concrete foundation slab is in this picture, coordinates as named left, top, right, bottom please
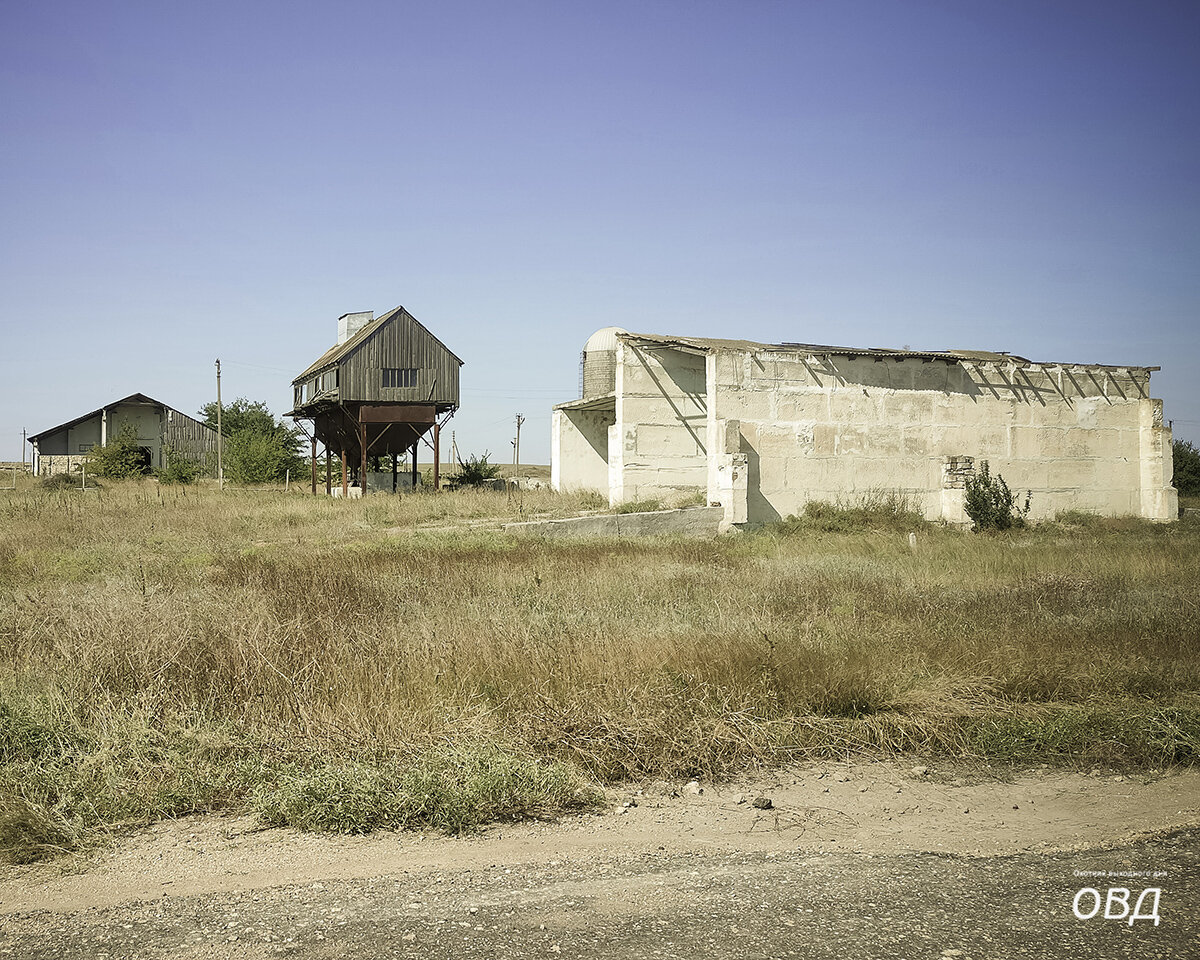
left=504, top=506, right=724, bottom=539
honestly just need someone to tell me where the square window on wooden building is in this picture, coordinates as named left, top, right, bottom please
left=382, top=368, right=418, bottom=388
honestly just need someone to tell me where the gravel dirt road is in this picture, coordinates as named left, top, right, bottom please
left=3, top=761, right=1196, bottom=959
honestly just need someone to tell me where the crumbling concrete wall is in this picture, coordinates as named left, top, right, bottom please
left=609, top=341, right=708, bottom=505
left=707, top=347, right=1177, bottom=523
left=554, top=332, right=1177, bottom=525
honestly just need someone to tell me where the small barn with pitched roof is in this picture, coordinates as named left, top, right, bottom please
left=27, top=393, right=219, bottom=477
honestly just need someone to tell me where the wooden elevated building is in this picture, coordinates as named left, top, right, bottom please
left=290, top=306, right=462, bottom=495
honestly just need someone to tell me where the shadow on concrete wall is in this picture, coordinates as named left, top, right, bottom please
left=630, top=346, right=708, bottom=453
left=566, top=408, right=613, bottom=460
left=740, top=436, right=781, bottom=524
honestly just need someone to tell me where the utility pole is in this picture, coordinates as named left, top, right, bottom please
left=215, top=358, right=224, bottom=489
left=21, top=429, right=26, bottom=471
left=514, top=413, right=525, bottom=470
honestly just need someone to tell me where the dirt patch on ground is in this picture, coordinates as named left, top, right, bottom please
left=4, top=760, right=1196, bottom=916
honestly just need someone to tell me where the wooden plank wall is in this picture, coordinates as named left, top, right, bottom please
left=339, top=316, right=460, bottom=408
left=163, top=409, right=220, bottom=461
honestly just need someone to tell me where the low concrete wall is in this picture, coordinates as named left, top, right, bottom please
left=504, top=505, right=724, bottom=539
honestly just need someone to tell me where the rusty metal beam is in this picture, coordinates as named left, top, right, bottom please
left=359, top=404, right=436, bottom=424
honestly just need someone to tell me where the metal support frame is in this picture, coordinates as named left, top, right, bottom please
left=433, top=422, right=440, bottom=491
left=292, top=400, right=453, bottom=499
left=360, top=421, right=368, bottom=496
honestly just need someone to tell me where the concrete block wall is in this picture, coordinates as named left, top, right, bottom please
left=610, top=342, right=708, bottom=504
left=709, top=347, right=1176, bottom=523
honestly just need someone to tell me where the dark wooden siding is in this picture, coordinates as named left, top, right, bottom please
left=163, top=408, right=220, bottom=461
left=338, top=314, right=461, bottom=408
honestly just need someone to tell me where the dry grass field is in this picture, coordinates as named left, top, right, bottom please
left=1, top=475, right=1197, bottom=862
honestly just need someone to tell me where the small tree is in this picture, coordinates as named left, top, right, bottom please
left=199, top=397, right=305, bottom=484
left=86, top=425, right=151, bottom=479
left=224, top=428, right=301, bottom=484
left=964, top=461, right=1030, bottom=531
left=157, top=444, right=200, bottom=485
left=452, top=452, right=503, bottom=488
left=198, top=397, right=278, bottom=436
left=1173, top=439, right=1200, bottom=497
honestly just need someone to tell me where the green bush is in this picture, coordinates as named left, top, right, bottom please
left=157, top=445, right=201, bottom=485
left=200, top=397, right=306, bottom=485
left=224, top=429, right=301, bottom=484
left=452, top=452, right=503, bottom=488
left=964, top=460, right=1030, bottom=531
left=1174, top=439, right=1200, bottom=497
left=85, top=424, right=151, bottom=479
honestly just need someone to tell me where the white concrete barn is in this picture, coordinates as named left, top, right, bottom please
left=27, top=393, right=218, bottom=477
left=551, top=328, right=1178, bottom=527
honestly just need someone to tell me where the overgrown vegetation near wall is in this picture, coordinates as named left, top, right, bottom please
left=1174, top=439, right=1200, bottom=497
left=84, top=424, right=151, bottom=479
left=0, top=482, right=1197, bottom=861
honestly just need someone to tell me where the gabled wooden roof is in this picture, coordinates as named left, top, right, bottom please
left=293, top=305, right=464, bottom=384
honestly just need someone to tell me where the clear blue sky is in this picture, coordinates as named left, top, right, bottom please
left=3, top=0, right=1198, bottom=464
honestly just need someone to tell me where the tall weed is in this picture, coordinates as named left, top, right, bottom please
left=0, top=481, right=1196, bottom=860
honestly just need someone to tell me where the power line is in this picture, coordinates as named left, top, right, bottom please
left=461, top=389, right=571, bottom=396
left=222, top=358, right=302, bottom=375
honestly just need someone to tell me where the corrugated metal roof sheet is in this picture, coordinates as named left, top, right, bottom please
left=617, top=333, right=1157, bottom=372
left=553, top=392, right=617, bottom=412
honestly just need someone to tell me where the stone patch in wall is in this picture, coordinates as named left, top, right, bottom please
left=942, top=455, right=975, bottom=489
left=38, top=455, right=87, bottom=477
